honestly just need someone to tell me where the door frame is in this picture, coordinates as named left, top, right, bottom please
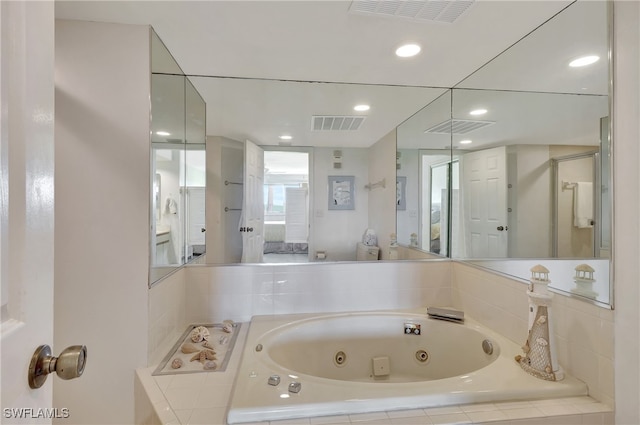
left=551, top=151, right=599, bottom=257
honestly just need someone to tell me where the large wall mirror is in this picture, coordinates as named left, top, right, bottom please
left=143, top=0, right=613, bottom=307
left=150, top=31, right=207, bottom=285
left=397, top=1, right=612, bottom=305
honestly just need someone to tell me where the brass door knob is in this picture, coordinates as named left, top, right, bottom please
left=29, top=344, right=87, bottom=389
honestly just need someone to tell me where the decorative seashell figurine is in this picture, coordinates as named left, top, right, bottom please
left=181, top=343, right=200, bottom=354
left=203, top=360, right=217, bottom=370
left=171, top=358, right=183, bottom=369
left=190, top=326, right=210, bottom=343
left=222, top=320, right=235, bottom=334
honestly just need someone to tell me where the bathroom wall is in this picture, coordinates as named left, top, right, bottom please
left=144, top=3, right=640, bottom=421
left=148, top=268, right=188, bottom=365
left=184, top=260, right=451, bottom=324
left=368, top=130, right=397, bottom=260
left=452, top=262, right=614, bottom=407
left=54, top=20, right=150, bottom=424
left=312, top=147, right=370, bottom=261
left=613, top=1, right=640, bottom=422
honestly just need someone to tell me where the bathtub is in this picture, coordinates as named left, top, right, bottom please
left=227, top=310, right=588, bottom=424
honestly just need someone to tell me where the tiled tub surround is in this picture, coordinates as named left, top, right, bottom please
left=149, top=268, right=188, bottom=366
left=184, top=261, right=453, bottom=324
left=142, top=260, right=615, bottom=423
left=136, top=317, right=612, bottom=425
left=149, top=260, right=452, bottom=363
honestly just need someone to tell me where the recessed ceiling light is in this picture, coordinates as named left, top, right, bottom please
left=156, top=131, right=171, bottom=136
left=460, top=140, right=473, bottom=145
left=569, top=55, right=600, bottom=67
left=469, top=109, right=487, bottom=116
left=279, top=135, right=292, bottom=140
left=395, top=43, right=421, bottom=58
left=354, top=104, right=370, bottom=112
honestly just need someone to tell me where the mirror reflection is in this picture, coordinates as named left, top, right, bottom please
left=396, top=91, right=452, bottom=256
left=150, top=31, right=207, bottom=284
left=198, top=76, right=445, bottom=264
left=450, top=89, right=608, bottom=259
left=396, top=0, right=611, bottom=304
left=147, top=0, right=611, bottom=306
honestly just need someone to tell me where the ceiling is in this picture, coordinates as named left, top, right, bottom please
left=56, top=0, right=607, bottom=149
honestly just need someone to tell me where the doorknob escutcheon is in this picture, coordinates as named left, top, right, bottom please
left=28, top=344, right=87, bottom=389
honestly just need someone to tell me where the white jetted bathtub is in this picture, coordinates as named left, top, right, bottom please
left=227, top=310, right=587, bottom=424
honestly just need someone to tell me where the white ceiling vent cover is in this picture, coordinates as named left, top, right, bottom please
left=312, top=116, right=366, bottom=131
left=349, top=0, right=475, bottom=24
left=424, top=119, right=494, bottom=135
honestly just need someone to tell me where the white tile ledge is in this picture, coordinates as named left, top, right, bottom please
left=136, top=322, right=612, bottom=425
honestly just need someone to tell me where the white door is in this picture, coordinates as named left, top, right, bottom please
left=284, top=187, right=308, bottom=243
left=462, top=146, right=508, bottom=257
left=186, top=186, right=206, bottom=255
left=241, top=140, right=265, bottom=263
left=1, top=0, right=56, bottom=419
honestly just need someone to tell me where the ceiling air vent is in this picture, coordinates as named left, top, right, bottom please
left=424, top=119, right=494, bottom=135
left=349, top=0, right=475, bottom=24
left=312, top=116, right=366, bottom=131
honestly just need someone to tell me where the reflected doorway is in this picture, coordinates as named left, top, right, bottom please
left=552, top=152, right=598, bottom=258
left=263, top=150, right=310, bottom=263
left=419, top=152, right=456, bottom=257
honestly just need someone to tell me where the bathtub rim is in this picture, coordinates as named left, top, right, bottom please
left=256, top=310, right=502, bottom=384
left=227, top=308, right=589, bottom=424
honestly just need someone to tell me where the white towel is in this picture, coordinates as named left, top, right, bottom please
left=165, top=197, right=178, bottom=215
left=573, top=182, right=593, bottom=228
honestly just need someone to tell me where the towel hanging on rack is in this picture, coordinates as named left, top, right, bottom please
left=573, top=182, right=593, bottom=228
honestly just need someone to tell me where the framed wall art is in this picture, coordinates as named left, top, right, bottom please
left=328, top=176, right=355, bottom=210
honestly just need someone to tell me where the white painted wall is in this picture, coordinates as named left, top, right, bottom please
left=368, top=130, right=397, bottom=260
left=311, top=147, right=369, bottom=261
left=54, top=20, right=150, bottom=424
left=613, top=1, right=640, bottom=423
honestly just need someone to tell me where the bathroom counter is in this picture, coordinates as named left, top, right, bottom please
left=136, top=320, right=613, bottom=425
